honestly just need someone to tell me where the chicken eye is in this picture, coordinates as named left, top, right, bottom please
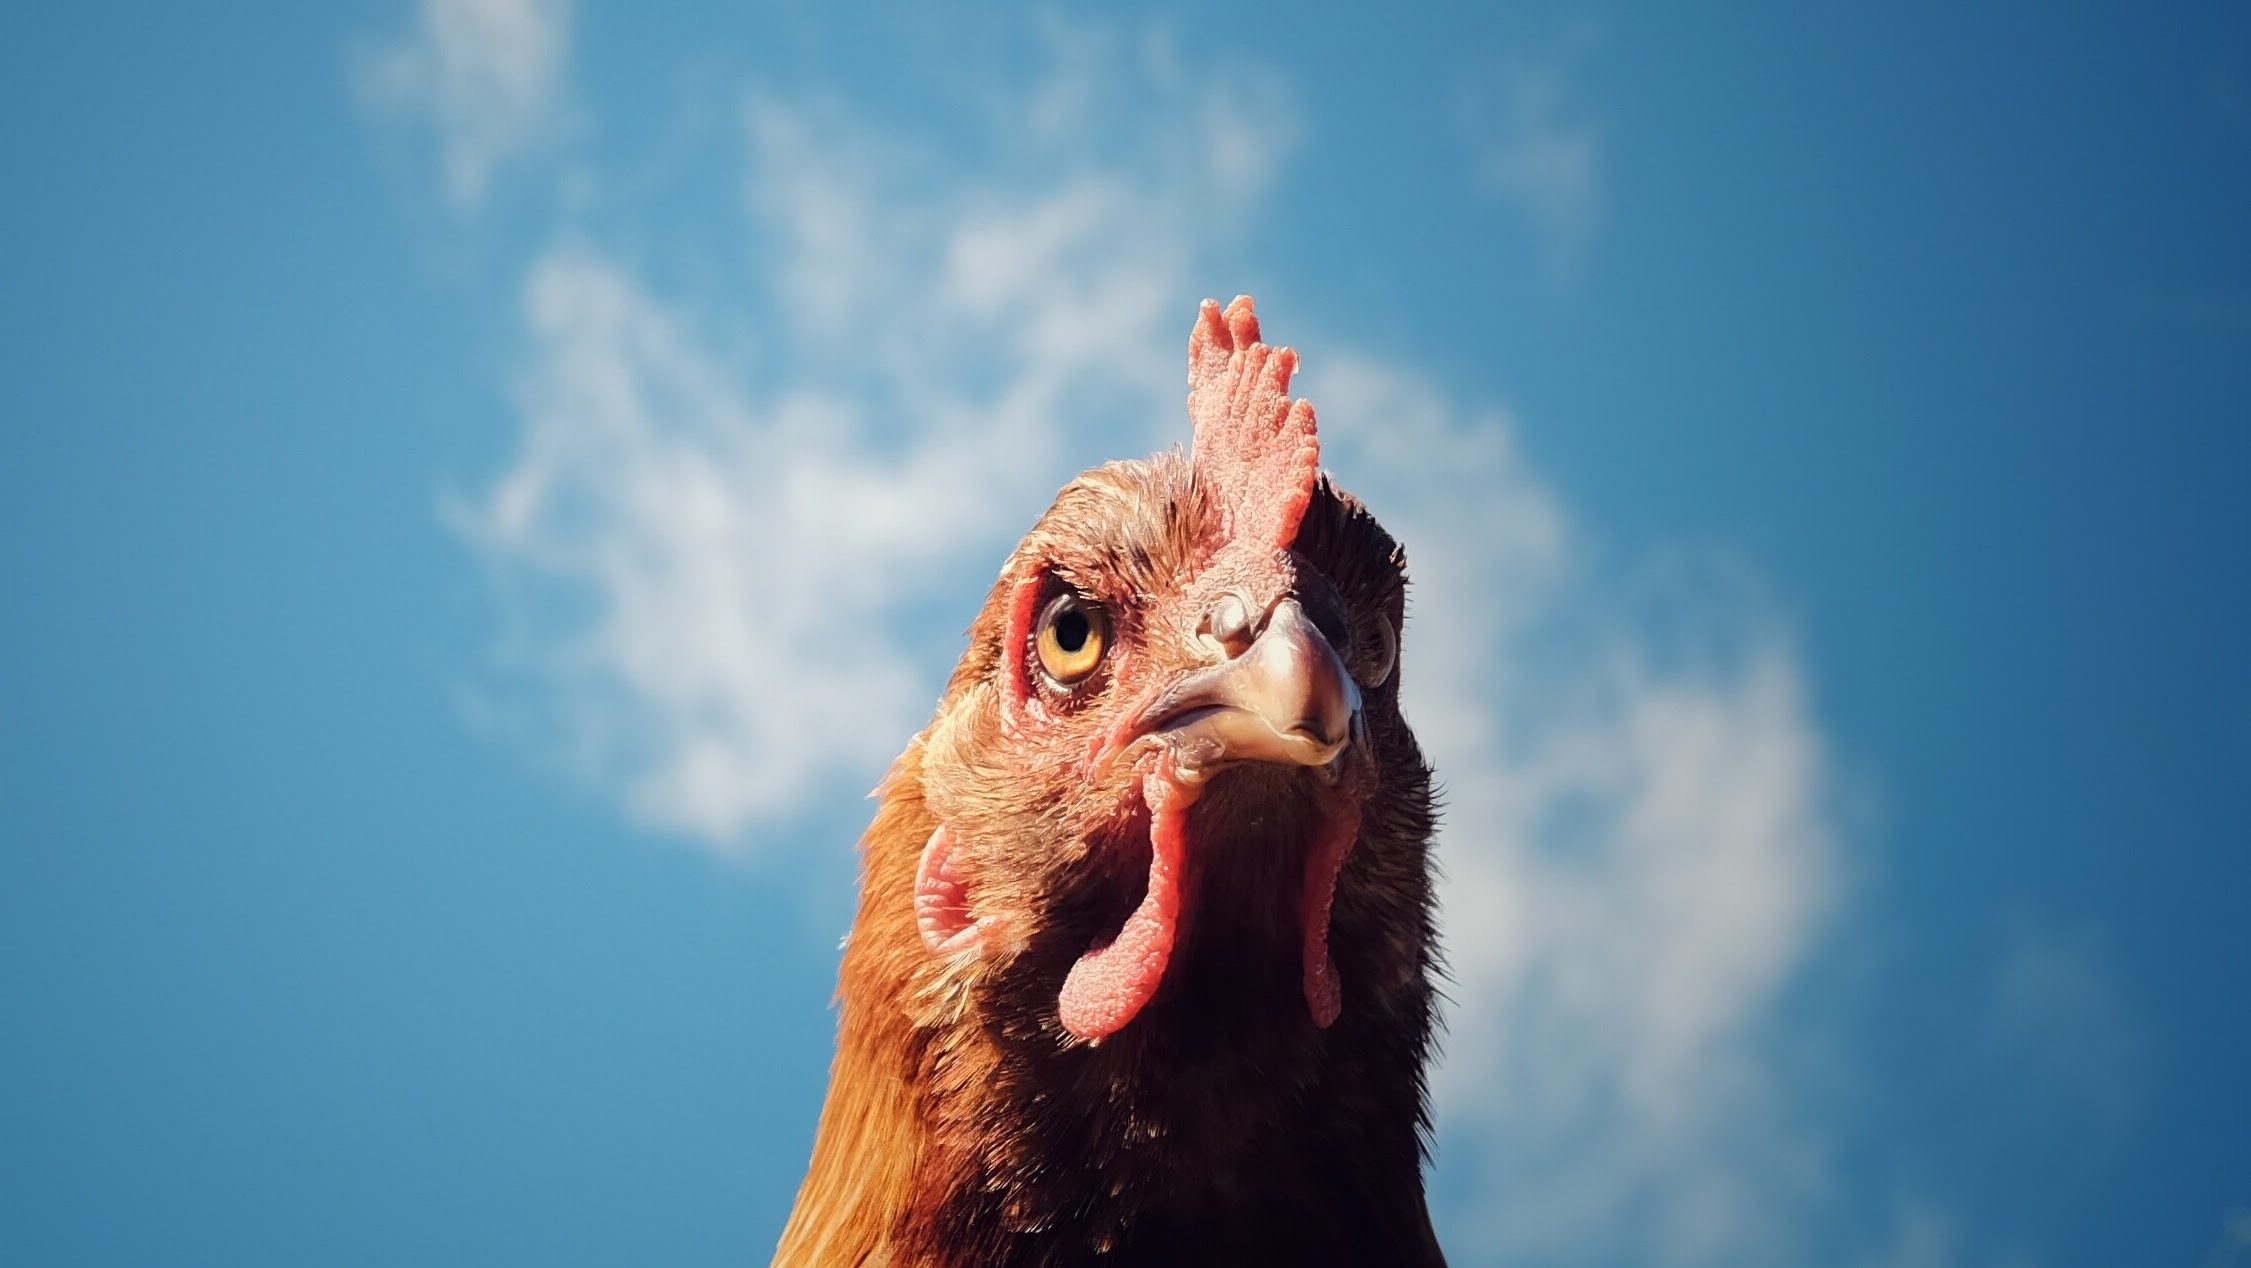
left=1034, top=591, right=1109, bottom=686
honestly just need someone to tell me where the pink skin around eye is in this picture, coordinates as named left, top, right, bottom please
left=1001, top=566, right=1044, bottom=718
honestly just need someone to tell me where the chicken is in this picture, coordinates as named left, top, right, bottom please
left=774, top=297, right=1444, bottom=1267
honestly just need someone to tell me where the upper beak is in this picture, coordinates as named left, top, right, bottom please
left=1112, top=599, right=1362, bottom=778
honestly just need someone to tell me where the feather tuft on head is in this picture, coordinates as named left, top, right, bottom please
left=1187, top=295, right=1320, bottom=557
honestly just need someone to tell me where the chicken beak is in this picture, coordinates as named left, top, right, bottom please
left=1121, top=598, right=1362, bottom=780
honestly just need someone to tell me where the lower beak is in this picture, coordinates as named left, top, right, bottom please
left=1121, top=599, right=1362, bottom=778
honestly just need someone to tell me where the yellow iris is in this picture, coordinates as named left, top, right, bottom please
left=1035, top=594, right=1109, bottom=684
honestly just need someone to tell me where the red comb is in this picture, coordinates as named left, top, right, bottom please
left=1187, top=296, right=1319, bottom=555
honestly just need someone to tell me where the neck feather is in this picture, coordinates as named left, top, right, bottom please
left=774, top=746, right=1444, bottom=1268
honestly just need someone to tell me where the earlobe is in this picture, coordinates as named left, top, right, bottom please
left=1361, top=613, right=1398, bottom=689
left=915, top=824, right=985, bottom=956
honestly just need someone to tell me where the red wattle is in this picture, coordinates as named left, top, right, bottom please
left=1299, top=805, right=1359, bottom=1028
left=1057, top=775, right=1189, bottom=1042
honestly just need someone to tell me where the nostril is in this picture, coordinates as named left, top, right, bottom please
left=1203, top=592, right=1255, bottom=657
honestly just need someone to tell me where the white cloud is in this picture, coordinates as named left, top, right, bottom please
left=359, top=0, right=571, bottom=207
left=455, top=34, right=1293, bottom=847
left=427, top=15, right=1847, bottom=1263
left=451, top=248, right=1023, bottom=845
left=1316, top=358, right=1841, bottom=1266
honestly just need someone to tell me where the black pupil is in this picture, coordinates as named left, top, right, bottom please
left=1052, top=607, right=1090, bottom=653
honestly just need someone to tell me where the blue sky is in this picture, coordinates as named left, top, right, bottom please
left=3, top=2, right=2246, bottom=1265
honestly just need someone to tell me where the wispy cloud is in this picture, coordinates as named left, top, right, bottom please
left=454, top=31, right=1293, bottom=847
left=2200, top=1204, right=2251, bottom=1268
left=1855, top=1204, right=1962, bottom=1268
left=450, top=248, right=1022, bottom=843
left=1985, top=915, right=2148, bottom=1139
left=395, top=12, right=1852, bottom=1261
left=358, top=0, right=571, bottom=207
left=1469, top=56, right=1605, bottom=277
left=1318, top=358, right=1842, bottom=1264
